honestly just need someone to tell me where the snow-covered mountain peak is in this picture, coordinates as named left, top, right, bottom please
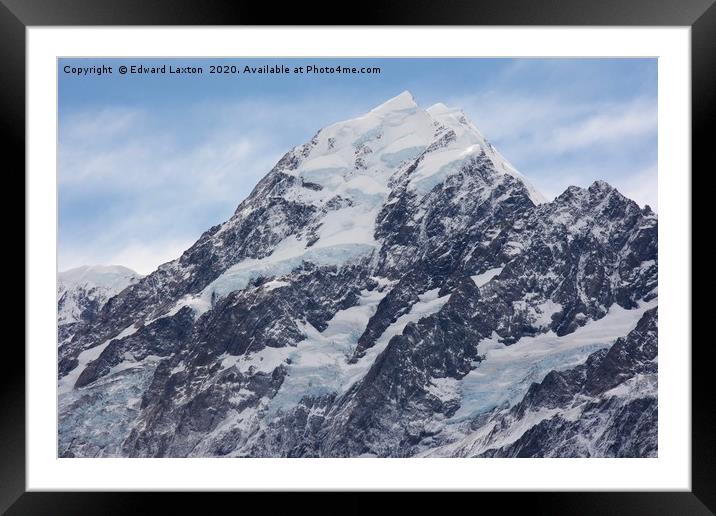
left=426, top=101, right=467, bottom=123
left=160, top=93, right=550, bottom=316
left=553, top=180, right=624, bottom=208
left=281, top=93, right=545, bottom=205
left=295, top=92, right=435, bottom=181
left=425, top=100, right=545, bottom=205
left=425, top=101, right=449, bottom=113
left=369, top=90, right=418, bottom=114
left=588, top=179, right=616, bottom=195
left=269, top=93, right=440, bottom=221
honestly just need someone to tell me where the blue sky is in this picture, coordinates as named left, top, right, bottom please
left=59, top=58, right=657, bottom=274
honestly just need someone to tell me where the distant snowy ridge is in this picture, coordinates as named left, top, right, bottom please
left=58, top=265, right=142, bottom=327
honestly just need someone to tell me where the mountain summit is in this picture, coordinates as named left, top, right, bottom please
left=58, top=93, right=657, bottom=458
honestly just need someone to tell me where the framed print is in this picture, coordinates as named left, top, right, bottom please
left=4, top=0, right=712, bottom=512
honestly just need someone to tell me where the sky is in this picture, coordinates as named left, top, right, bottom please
left=58, top=58, right=657, bottom=275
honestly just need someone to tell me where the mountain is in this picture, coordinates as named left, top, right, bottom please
left=57, top=265, right=142, bottom=345
left=57, top=92, right=657, bottom=458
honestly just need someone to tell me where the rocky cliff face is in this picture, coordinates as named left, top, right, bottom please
left=421, top=308, right=657, bottom=458
left=58, top=92, right=657, bottom=458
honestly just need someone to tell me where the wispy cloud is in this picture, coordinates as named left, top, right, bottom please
left=59, top=106, right=286, bottom=273
left=62, top=107, right=142, bottom=142
left=546, top=100, right=656, bottom=154
left=452, top=93, right=656, bottom=160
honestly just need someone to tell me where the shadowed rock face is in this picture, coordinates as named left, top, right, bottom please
left=58, top=93, right=657, bottom=458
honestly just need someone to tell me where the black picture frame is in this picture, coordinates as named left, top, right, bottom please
left=3, top=0, right=711, bottom=513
